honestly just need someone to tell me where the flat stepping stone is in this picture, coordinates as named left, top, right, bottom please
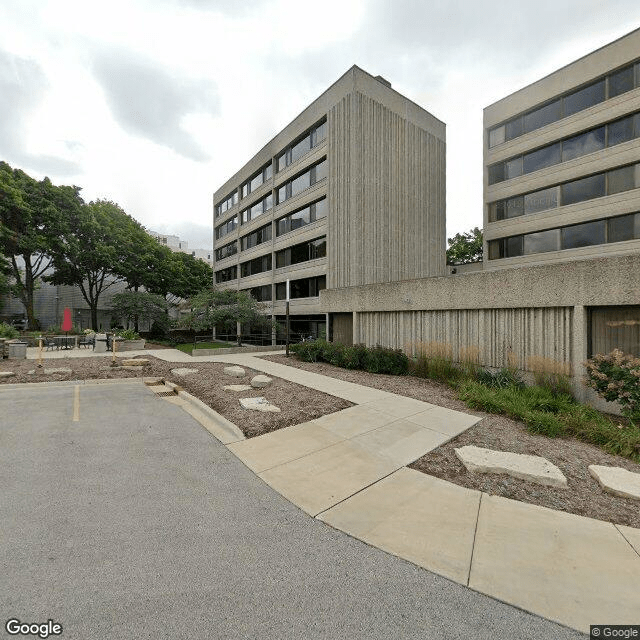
left=121, top=359, right=149, bottom=366
left=239, top=397, right=281, bottom=413
left=44, top=368, right=73, bottom=375
left=455, top=445, right=567, bottom=488
left=224, top=385, right=253, bottom=392
left=0, top=371, right=15, bottom=378
left=224, top=365, right=245, bottom=378
left=251, top=374, right=272, bottom=388
left=589, top=465, right=640, bottom=501
left=171, top=368, right=199, bottom=377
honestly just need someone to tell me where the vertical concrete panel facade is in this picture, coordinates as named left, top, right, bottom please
left=328, top=92, right=446, bottom=288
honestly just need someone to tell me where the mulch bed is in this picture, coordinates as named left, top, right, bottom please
left=262, top=355, right=640, bottom=528
left=0, top=355, right=352, bottom=439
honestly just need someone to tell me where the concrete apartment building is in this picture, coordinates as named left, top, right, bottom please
left=484, top=28, right=640, bottom=269
left=212, top=65, right=446, bottom=340
left=148, top=230, right=213, bottom=266
left=319, top=30, right=640, bottom=406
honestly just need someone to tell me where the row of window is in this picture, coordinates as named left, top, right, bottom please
left=276, top=236, right=326, bottom=268
left=488, top=61, right=640, bottom=148
left=214, top=117, right=328, bottom=215
left=235, top=275, right=326, bottom=300
left=488, top=212, right=640, bottom=259
left=215, top=190, right=238, bottom=218
left=215, top=240, right=238, bottom=261
left=240, top=222, right=272, bottom=251
left=489, top=112, right=640, bottom=185
left=241, top=162, right=273, bottom=200
left=215, top=215, right=238, bottom=240
left=277, top=159, right=327, bottom=204
left=489, top=163, right=640, bottom=222
left=241, top=192, right=273, bottom=224
left=277, top=119, right=327, bottom=172
left=226, top=236, right=328, bottom=280
left=276, top=197, right=327, bottom=236
left=216, top=265, right=238, bottom=283
left=241, top=254, right=272, bottom=278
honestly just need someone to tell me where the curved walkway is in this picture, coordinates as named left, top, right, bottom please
left=22, top=347, right=640, bottom=633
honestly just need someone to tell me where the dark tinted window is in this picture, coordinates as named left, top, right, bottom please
left=505, top=157, right=523, bottom=180
left=608, top=116, right=635, bottom=146
left=524, top=99, right=561, bottom=133
left=506, top=235, right=524, bottom=257
left=489, top=201, right=505, bottom=222
left=561, top=174, right=605, bottom=206
left=562, top=127, right=605, bottom=162
left=505, top=196, right=524, bottom=219
left=563, top=81, right=605, bottom=117
left=505, top=116, right=523, bottom=140
left=523, top=142, right=561, bottom=174
left=609, top=65, right=635, bottom=98
left=607, top=165, right=636, bottom=195
left=608, top=214, right=637, bottom=243
left=488, top=240, right=503, bottom=260
left=488, top=163, right=505, bottom=184
left=562, top=220, right=606, bottom=249
left=314, top=198, right=328, bottom=219
left=524, top=187, right=558, bottom=214
left=524, top=229, right=560, bottom=254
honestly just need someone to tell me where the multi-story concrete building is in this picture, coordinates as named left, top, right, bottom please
left=212, top=65, right=446, bottom=340
left=484, top=27, right=640, bottom=269
left=148, top=230, right=213, bottom=266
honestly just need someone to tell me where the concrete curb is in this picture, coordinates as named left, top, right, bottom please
left=163, top=380, right=245, bottom=444
left=0, top=377, right=145, bottom=390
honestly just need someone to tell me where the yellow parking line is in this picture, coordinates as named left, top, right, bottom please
left=73, top=385, right=80, bottom=422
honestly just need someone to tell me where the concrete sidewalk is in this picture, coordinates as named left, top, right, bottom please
left=21, top=346, right=640, bottom=633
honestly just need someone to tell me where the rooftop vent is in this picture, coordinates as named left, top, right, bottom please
left=375, top=75, right=391, bottom=88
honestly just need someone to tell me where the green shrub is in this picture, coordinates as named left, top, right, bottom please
left=364, top=345, right=409, bottom=375
left=114, top=328, right=141, bottom=340
left=321, top=341, right=347, bottom=367
left=290, top=339, right=327, bottom=362
left=0, top=322, right=20, bottom=339
left=585, top=349, right=640, bottom=421
left=411, top=353, right=462, bottom=384
left=523, top=411, right=566, bottom=438
left=343, top=344, right=369, bottom=369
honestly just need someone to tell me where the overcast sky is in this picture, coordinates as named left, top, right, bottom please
left=1, top=1, right=639, bottom=251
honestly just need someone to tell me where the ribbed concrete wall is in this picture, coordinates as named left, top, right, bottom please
left=355, top=307, right=573, bottom=371
left=328, top=92, right=446, bottom=289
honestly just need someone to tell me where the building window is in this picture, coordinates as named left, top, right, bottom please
left=243, top=285, right=272, bottom=302
left=240, top=192, right=273, bottom=224
left=487, top=61, right=640, bottom=148
left=277, top=118, right=327, bottom=172
left=276, top=160, right=327, bottom=204
left=215, top=241, right=237, bottom=261
left=240, top=223, right=272, bottom=251
left=590, top=306, right=640, bottom=357
left=215, top=215, right=238, bottom=240
left=489, top=163, right=640, bottom=222
left=215, top=190, right=238, bottom=218
left=215, top=265, right=237, bottom=283
left=241, top=162, right=273, bottom=199
left=275, top=236, right=326, bottom=268
left=275, top=275, right=326, bottom=300
left=276, top=197, right=327, bottom=236
left=240, top=253, right=272, bottom=278
left=488, top=212, right=640, bottom=259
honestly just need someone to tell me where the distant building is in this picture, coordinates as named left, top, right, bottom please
left=147, top=230, right=213, bottom=266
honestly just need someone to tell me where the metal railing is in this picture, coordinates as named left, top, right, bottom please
left=191, top=331, right=321, bottom=350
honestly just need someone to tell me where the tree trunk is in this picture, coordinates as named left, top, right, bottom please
left=91, top=305, right=98, bottom=332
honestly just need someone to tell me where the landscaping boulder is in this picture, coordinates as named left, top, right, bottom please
left=589, top=465, right=640, bottom=501
left=171, top=368, right=199, bottom=377
left=455, top=445, right=567, bottom=488
left=239, top=397, right=281, bottom=413
left=0, top=371, right=15, bottom=378
left=251, top=374, right=272, bottom=388
left=224, top=366, right=245, bottom=378
left=121, top=359, right=150, bottom=367
left=223, top=385, right=252, bottom=392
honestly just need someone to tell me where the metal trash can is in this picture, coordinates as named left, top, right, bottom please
left=7, top=340, right=28, bottom=360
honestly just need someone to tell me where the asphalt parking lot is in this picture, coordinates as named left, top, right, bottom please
left=0, top=380, right=584, bottom=639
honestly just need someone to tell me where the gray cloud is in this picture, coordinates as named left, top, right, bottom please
left=92, top=48, right=219, bottom=161
left=0, top=49, right=79, bottom=176
left=153, top=0, right=268, bottom=16
left=150, top=220, right=213, bottom=250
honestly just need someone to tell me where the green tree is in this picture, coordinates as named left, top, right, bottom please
left=177, top=289, right=274, bottom=335
left=169, top=251, right=214, bottom=299
left=446, top=227, right=483, bottom=265
left=111, top=290, right=170, bottom=334
left=45, top=199, right=130, bottom=330
left=0, top=161, right=81, bottom=329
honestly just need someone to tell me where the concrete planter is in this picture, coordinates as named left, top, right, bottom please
left=116, top=339, right=146, bottom=352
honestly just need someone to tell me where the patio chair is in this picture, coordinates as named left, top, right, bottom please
left=78, top=333, right=95, bottom=349
left=43, top=337, right=58, bottom=351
